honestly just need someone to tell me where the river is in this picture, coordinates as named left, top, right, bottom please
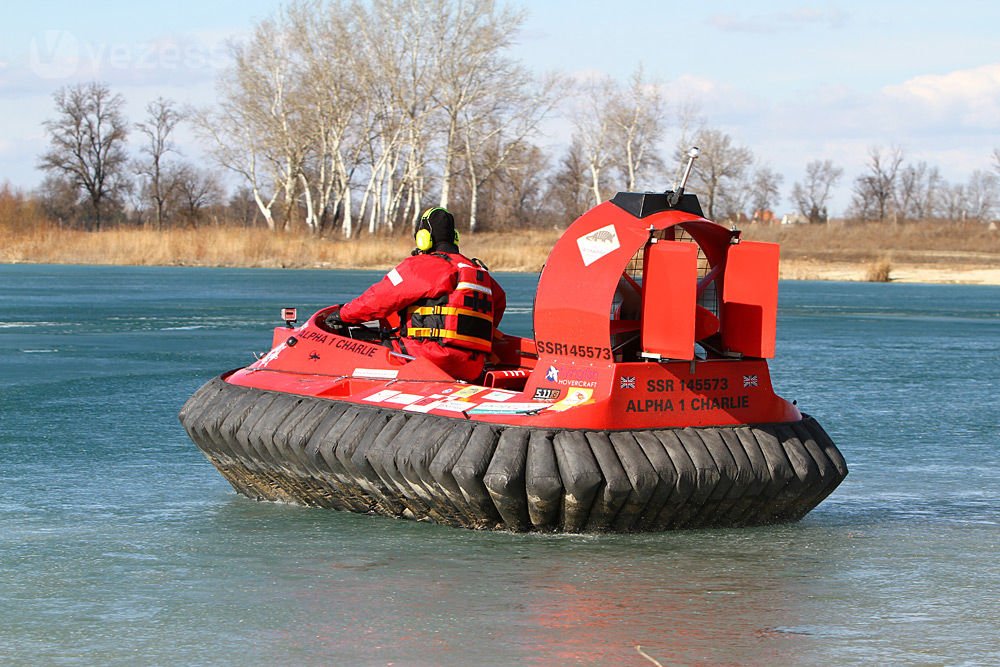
left=1, top=264, right=997, bottom=666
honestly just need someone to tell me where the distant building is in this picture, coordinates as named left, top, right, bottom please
left=781, top=213, right=808, bottom=225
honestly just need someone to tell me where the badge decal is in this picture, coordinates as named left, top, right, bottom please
left=577, top=224, right=620, bottom=266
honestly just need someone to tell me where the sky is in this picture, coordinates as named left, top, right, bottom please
left=1, top=0, right=998, bottom=216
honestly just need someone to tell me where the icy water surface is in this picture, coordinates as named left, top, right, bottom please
left=1, top=265, right=997, bottom=665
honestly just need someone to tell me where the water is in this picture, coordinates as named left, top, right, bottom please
left=1, top=265, right=997, bottom=666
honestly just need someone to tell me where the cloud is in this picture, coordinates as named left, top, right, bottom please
left=638, top=63, right=1000, bottom=214
left=882, top=63, right=1000, bottom=129
left=665, top=75, right=770, bottom=129
left=0, top=28, right=239, bottom=98
left=743, top=63, right=1000, bottom=149
left=708, top=7, right=848, bottom=33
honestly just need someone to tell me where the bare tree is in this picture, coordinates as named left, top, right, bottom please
left=135, top=97, right=182, bottom=229
left=36, top=174, right=82, bottom=226
left=234, top=13, right=310, bottom=231
left=571, top=67, right=668, bottom=205
left=169, top=163, right=225, bottom=227
left=572, top=76, right=616, bottom=206
left=496, top=143, right=550, bottom=227
left=451, top=139, right=549, bottom=230
left=936, top=182, right=967, bottom=222
left=792, top=159, right=842, bottom=223
left=749, top=164, right=783, bottom=219
left=607, top=66, right=666, bottom=191
left=456, top=69, right=563, bottom=232
left=197, top=0, right=563, bottom=237
left=849, top=145, right=904, bottom=222
left=337, top=0, right=554, bottom=235
left=430, top=0, right=526, bottom=209
left=962, top=170, right=999, bottom=222
left=199, top=0, right=369, bottom=236
left=894, top=161, right=942, bottom=221
left=683, top=127, right=753, bottom=220
left=193, top=88, right=280, bottom=230
left=195, top=7, right=311, bottom=232
left=351, top=0, right=448, bottom=235
left=38, top=82, right=129, bottom=229
left=545, top=139, right=593, bottom=226
left=226, top=186, right=261, bottom=227
left=287, top=0, right=372, bottom=237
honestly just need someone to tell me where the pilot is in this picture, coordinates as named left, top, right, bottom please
left=325, top=207, right=506, bottom=381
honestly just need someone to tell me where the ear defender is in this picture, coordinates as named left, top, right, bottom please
left=415, top=228, right=433, bottom=251
left=416, top=207, right=444, bottom=252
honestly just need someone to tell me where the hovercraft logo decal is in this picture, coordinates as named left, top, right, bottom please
left=551, top=367, right=599, bottom=388
left=577, top=224, right=620, bottom=266
left=545, top=365, right=559, bottom=382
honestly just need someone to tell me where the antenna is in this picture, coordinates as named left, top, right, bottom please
left=668, top=146, right=700, bottom=207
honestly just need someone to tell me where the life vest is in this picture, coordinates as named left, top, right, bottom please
left=403, top=254, right=495, bottom=353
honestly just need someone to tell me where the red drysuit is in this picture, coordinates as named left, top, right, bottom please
left=339, top=252, right=506, bottom=381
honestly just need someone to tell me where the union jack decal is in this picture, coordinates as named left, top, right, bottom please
left=620, top=376, right=636, bottom=389
left=743, top=374, right=759, bottom=388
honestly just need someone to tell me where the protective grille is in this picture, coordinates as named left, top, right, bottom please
left=620, top=225, right=719, bottom=317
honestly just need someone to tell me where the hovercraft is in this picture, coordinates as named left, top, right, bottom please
left=179, top=150, right=847, bottom=532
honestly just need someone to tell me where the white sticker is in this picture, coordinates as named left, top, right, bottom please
left=353, top=368, right=399, bottom=379
left=482, top=390, right=516, bottom=402
left=404, top=393, right=482, bottom=413
left=403, top=400, right=442, bottom=413
left=387, top=268, right=403, bottom=286
left=452, top=386, right=487, bottom=399
left=468, top=402, right=548, bottom=415
left=576, top=224, right=620, bottom=266
left=384, top=393, right=423, bottom=405
left=364, top=390, right=400, bottom=403
left=434, top=400, right=476, bottom=413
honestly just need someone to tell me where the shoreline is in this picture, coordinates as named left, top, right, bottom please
left=777, top=259, right=1000, bottom=285
left=3, top=256, right=998, bottom=285
left=2, top=223, right=997, bottom=286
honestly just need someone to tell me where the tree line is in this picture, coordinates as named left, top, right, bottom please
left=33, top=0, right=1000, bottom=234
left=37, top=84, right=229, bottom=231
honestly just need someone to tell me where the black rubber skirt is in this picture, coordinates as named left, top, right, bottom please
left=179, top=375, right=848, bottom=532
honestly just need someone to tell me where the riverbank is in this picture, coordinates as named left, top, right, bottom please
left=776, top=259, right=1000, bottom=285
left=2, top=221, right=997, bottom=284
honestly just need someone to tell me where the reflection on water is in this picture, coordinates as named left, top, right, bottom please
left=0, top=266, right=998, bottom=666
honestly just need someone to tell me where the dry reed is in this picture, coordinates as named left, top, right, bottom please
left=0, top=222, right=563, bottom=272
left=865, top=257, right=893, bottom=282
left=2, top=208, right=997, bottom=278
left=742, top=219, right=999, bottom=266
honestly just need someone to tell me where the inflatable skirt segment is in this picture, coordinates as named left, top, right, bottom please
left=179, top=375, right=848, bottom=532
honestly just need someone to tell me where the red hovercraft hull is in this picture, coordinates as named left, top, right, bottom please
left=179, top=190, right=847, bottom=532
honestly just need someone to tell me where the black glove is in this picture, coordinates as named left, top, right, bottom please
left=324, top=306, right=345, bottom=328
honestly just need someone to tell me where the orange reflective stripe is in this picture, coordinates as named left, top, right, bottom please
left=409, top=305, right=491, bottom=321
left=407, top=327, right=493, bottom=352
